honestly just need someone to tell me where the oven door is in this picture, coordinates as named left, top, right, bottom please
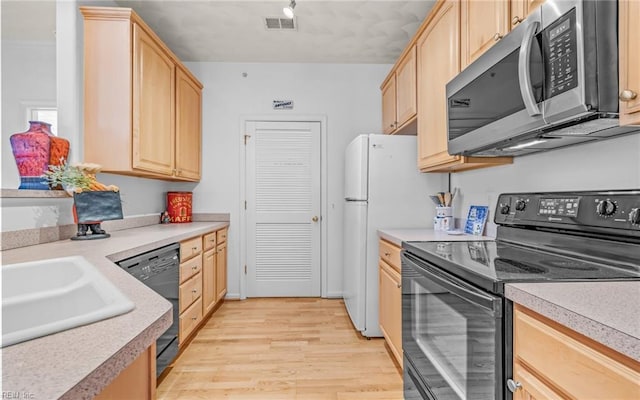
left=402, top=251, right=504, bottom=400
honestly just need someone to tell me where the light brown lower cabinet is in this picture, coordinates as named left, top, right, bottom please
left=512, top=304, right=640, bottom=399
left=216, top=240, right=228, bottom=302
left=378, top=239, right=403, bottom=368
left=179, top=227, right=229, bottom=346
left=95, top=343, right=156, bottom=400
left=379, top=259, right=402, bottom=367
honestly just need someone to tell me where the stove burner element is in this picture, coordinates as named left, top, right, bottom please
left=541, top=259, right=599, bottom=271
left=495, top=258, right=548, bottom=274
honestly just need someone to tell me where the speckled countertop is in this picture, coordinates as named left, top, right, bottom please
left=377, top=228, right=494, bottom=247
left=506, top=282, right=640, bottom=361
left=1, top=221, right=229, bottom=399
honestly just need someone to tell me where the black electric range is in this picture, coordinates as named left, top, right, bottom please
left=401, top=190, right=640, bottom=400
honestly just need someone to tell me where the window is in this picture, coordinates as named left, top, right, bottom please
left=29, top=107, right=58, bottom=135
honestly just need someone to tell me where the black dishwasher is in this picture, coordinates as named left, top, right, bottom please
left=117, top=243, right=180, bottom=377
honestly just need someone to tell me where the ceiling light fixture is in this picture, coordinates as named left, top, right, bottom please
left=283, top=0, right=296, bottom=19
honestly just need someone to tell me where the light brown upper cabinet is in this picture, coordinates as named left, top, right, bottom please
left=381, top=78, right=397, bottom=134
left=175, top=66, right=203, bottom=180
left=417, top=0, right=460, bottom=170
left=461, top=0, right=509, bottom=69
left=81, top=7, right=203, bottom=181
left=510, top=0, right=545, bottom=29
left=619, top=0, right=640, bottom=126
left=381, top=47, right=417, bottom=134
left=416, top=0, right=511, bottom=172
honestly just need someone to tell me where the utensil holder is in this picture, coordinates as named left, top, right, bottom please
left=434, top=206, right=453, bottom=231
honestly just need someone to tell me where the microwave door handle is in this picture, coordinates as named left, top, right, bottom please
left=518, top=21, right=542, bottom=116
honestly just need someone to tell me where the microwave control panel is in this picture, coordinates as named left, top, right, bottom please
left=544, top=8, right=578, bottom=99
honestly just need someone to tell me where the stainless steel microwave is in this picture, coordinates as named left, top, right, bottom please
left=446, top=0, right=638, bottom=156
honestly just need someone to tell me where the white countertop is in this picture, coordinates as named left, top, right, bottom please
left=506, top=281, right=640, bottom=361
left=1, top=221, right=229, bottom=399
left=377, top=228, right=494, bottom=247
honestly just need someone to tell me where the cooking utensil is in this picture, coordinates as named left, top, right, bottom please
left=429, top=195, right=442, bottom=206
left=444, top=192, right=452, bottom=207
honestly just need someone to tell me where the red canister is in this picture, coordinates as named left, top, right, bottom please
left=166, top=192, right=192, bottom=223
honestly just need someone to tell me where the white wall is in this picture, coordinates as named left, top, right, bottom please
left=450, top=134, right=640, bottom=236
left=1, top=40, right=57, bottom=189
left=186, top=62, right=391, bottom=299
left=1, top=0, right=192, bottom=232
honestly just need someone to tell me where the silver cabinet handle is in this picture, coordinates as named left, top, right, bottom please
left=312, top=216, right=319, bottom=222
left=518, top=21, right=542, bottom=116
left=620, top=89, right=638, bottom=102
left=507, top=379, right=522, bottom=393
left=512, top=16, right=523, bottom=25
left=493, top=32, right=503, bottom=41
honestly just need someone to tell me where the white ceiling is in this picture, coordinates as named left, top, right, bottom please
left=2, top=0, right=436, bottom=64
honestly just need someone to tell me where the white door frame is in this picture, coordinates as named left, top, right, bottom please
left=238, top=114, right=328, bottom=300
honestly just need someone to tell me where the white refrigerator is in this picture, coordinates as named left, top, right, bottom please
left=342, top=134, right=446, bottom=337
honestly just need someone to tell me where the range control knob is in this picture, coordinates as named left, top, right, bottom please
left=500, top=204, right=511, bottom=215
left=629, top=208, right=640, bottom=225
left=596, top=200, right=617, bottom=217
left=515, top=200, right=526, bottom=211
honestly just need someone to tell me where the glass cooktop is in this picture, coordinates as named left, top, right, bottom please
left=403, top=240, right=640, bottom=294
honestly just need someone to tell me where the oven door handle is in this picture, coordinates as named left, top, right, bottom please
left=403, top=252, right=502, bottom=316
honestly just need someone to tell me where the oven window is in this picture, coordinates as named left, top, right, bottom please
left=403, top=269, right=500, bottom=400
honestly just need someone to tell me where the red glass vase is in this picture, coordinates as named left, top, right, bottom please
left=9, top=121, right=69, bottom=190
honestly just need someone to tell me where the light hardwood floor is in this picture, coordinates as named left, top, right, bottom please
left=158, top=298, right=403, bottom=400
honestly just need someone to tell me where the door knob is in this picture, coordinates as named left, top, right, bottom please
left=312, top=216, right=319, bottom=222
left=506, top=379, right=522, bottom=393
left=619, top=89, right=638, bottom=102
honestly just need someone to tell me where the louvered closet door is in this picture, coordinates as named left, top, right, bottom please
left=246, top=121, right=321, bottom=297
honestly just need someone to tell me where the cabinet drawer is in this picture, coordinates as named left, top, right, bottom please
left=180, top=236, right=202, bottom=262
left=179, top=255, right=201, bottom=283
left=379, top=239, right=401, bottom=271
left=179, top=272, right=202, bottom=313
left=203, top=231, right=217, bottom=251
left=514, top=305, right=640, bottom=399
left=216, top=228, right=228, bottom=244
left=179, top=297, right=202, bottom=344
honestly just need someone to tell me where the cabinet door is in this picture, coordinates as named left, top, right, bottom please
left=513, top=361, right=564, bottom=400
left=513, top=305, right=640, bottom=399
left=132, top=23, right=175, bottom=176
left=382, top=77, right=397, bottom=134
left=94, top=344, right=156, bottom=400
left=215, top=242, right=227, bottom=302
left=461, top=0, right=508, bottom=68
left=619, top=0, right=640, bottom=126
left=379, top=260, right=402, bottom=367
left=396, top=46, right=417, bottom=128
left=175, top=67, right=202, bottom=180
left=417, top=0, right=461, bottom=169
left=510, top=0, right=545, bottom=30
left=202, top=248, right=216, bottom=316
